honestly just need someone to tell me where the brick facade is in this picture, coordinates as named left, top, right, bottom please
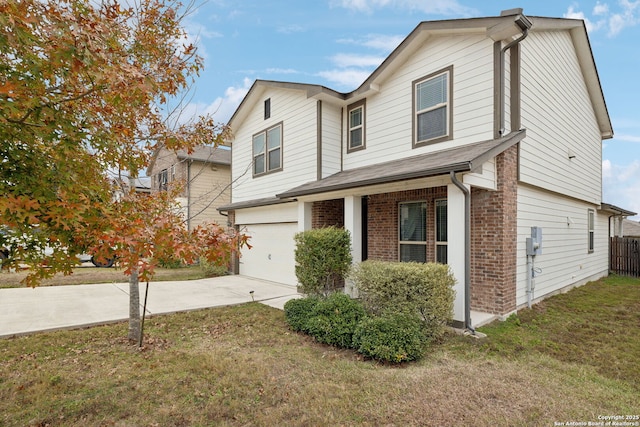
left=306, top=148, right=519, bottom=316
left=312, top=199, right=344, bottom=228
left=470, top=145, right=519, bottom=314
left=367, top=188, right=447, bottom=262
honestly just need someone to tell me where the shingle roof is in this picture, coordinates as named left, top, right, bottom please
left=276, top=130, right=525, bottom=199
left=176, top=146, right=231, bottom=165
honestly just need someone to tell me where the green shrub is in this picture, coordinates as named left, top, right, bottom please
left=294, top=226, right=352, bottom=296
left=350, top=260, right=455, bottom=341
left=283, top=296, right=320, bottom=332
left=199, top=257, right=229, bottom=277
left=156, top=256, right=184, bottom=269
left=353, top=313, right=427, bottom=363
left=305, top=292, right=366, bottom=348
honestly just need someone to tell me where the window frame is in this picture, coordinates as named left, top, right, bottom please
left=435, top=199, right=448, bottom=264
left=264, top=98, right=271, bottom=120
left=347, top=99, right=366, bottom=153
left=398, top=200, right=428, bottom=263
left=158, top=169, right=168, bottom=191
left=588, top=209, right=595, bottom=253
left=412, top=65, right=453, bottom=148
left=252, top=122, right=283, bottom=177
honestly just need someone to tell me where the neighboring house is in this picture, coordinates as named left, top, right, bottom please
left=219, top=9, right=632, bottom=329
left=112, top=176, right=151, bottom=201
left=618, top=218, right=640, bottom=238
left=148, top=146, right=231, bottom=229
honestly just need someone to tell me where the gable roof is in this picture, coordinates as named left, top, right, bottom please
left=147, top=145, right=230, bottom=176
left=228, top=11, right=612, bottom=139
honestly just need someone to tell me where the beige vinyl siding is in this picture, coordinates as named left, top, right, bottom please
left=344, top=34, right=495, bottom=170
left=187, top=162, right=230, bottom=227
left=519, top=30, right=602, bottom=204
left=231, top=88, right=319, bottom=203
left=321, top=103, right=342, bottom=178
left=516, top=184, right=608, bottom=308
left=463, top=158, right=496, bottom=190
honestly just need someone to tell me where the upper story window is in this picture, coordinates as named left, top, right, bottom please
left=347, top=99, right=366, bottom=152
left=158, top=169, right=168, bottom=191
left=253, top=122, right=283, bottom=176
left=413, top=66, right=453, bottom=147
left=264, top=98, right=271, bottom=120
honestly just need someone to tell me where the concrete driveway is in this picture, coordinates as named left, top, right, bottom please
left=0, top=275, right=301, bottom=338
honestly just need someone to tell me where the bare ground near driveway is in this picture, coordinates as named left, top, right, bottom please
left=0, top=275, right=638, bottom=426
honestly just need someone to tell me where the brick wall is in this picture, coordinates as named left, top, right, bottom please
left=312, top=199, right=344, bottom=228
left=470, top=145, right=518, bottom=314
left=367, top=188, right=447, bottom=262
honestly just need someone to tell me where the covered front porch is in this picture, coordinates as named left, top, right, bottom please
left=277, top=132, right=525, bottom=329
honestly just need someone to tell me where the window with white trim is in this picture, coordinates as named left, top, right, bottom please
left=588, top=209, right=595, bottom=253
left=399, top=201, right=427, bottom=262
left=348, top=100, right=365, bottom=152
left=413, top=66, right=452, bottom=147
left=158, top=169, right=168, bottom=191
left=253, top=123, right=282, bottom=176
left=435, top=199, right=448, bottom=264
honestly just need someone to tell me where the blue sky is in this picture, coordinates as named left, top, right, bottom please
left=179, top=0, right=640, bottom=219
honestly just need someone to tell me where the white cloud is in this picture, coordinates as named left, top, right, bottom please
left=593, top=1, right=609, bottom=15
left=603, top=159, right=640, bottom=219
left=316, top=69, right=371, bottom=89
left=265, top=68, right=299, bottom=75
left=564, top=6, right=603, bottom=32
left=615, top=133, right=640, bottom=143
left=277, top=24, right=305, bottom=34
left=337, top=34, right=405, bottom=52
left=565, top=1, right=640, bottom=37
left=330, top=53, right=385, bottom=68
left=178, top=78, right=252, bottom=124
left=330, top=0, right=475, bottom=16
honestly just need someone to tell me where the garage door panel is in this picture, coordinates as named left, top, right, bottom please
left=239, top=223, right=298, bottom=286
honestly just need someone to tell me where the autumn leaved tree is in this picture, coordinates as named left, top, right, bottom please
left=0, top=0, right=247, bottom=342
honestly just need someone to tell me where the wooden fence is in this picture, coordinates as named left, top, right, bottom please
left=610, top=237, right=640, bottom=277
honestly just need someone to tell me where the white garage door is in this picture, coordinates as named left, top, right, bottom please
left=238, top=222, right=298, bottom=286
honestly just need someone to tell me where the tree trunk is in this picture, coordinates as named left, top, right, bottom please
left=128, top=266, right=141, bottom=342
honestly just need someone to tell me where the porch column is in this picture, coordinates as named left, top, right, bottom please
left=298, top=201, right=312, bottom=232
left=344, top=195, right=362, bottom=296
left=447, top=183, right=467, bottom=323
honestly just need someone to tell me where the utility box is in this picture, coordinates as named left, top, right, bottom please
left=526, top=226, right=542, bottom=256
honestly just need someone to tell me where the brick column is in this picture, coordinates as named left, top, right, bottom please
left=470, top=145, right=518, bottom=315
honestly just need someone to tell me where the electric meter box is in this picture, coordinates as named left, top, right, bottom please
left=526, top=226, right=542, bottom=256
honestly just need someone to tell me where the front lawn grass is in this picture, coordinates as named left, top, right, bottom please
left=0, top=265, right=208, bottom=288
left=1, top=275, right=638, bottom=426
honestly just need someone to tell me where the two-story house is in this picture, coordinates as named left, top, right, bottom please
left=148, top=145, right=231, bottom=229
left=219, top=9, right=628, bottom=329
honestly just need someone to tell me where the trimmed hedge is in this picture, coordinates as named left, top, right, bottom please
left=294, top=227, right=352, bottom=296
left=305, top=292, right=366, bottom=348
left=350, top=260, right=455, bottom=341
left=283, top=296, right=320, bottom=333
left=352, top=312, right=427, bottom=363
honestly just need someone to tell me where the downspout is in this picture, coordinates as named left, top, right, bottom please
left=450, top=171, right=473, bottom=333
left=498, top=16, right=531, bottom=136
